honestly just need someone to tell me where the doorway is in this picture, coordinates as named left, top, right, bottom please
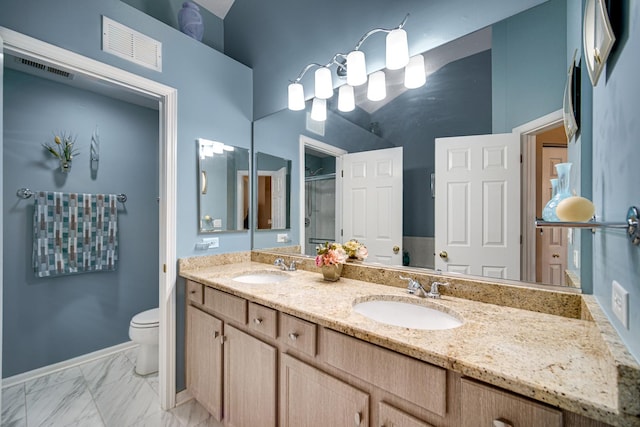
left=0, top=27, right=177, bottom=409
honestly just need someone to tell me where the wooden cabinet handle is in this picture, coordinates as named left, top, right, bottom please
left=253, top=318, right=263, bottom=325
left=493, top=419, right=513, bottom=427
left=288, top=332, right=299, bottom=341
left=354, top=412, right=361, bottom=426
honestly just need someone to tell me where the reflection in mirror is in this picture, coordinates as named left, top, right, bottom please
left=197, top=138, right=250, bottom=233
left=255, top=152, right=292, bottom=230
left=252, top=0, right=583, bottom=288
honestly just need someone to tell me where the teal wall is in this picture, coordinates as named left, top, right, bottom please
left=3, top=70, right=159, bottom=376
left=591, top=0, right=640, bottom=361
left=492, top=0, right=567, bottom=132
left=1, top=0, right=252, bottom=387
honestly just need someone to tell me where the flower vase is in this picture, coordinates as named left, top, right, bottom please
left=321, top=263, right=343, bottom=281
left=60, top=159, right=71, bottom=173
left=542, top=163, right=572, bottom=221
left=178, top=2, right=204, bottom=41
left=542, top=178, right=558, bottom=221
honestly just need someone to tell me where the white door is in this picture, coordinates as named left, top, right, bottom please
left=538, top=146, right=567, bottom=285
left=434, top=133, right=520, bottom=279
left=271, top=167, right=286, bottom=229
left=342, top=147, right=403, bottom=265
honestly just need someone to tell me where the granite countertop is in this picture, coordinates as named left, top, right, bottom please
left=179, top=260, right=639, bottom=427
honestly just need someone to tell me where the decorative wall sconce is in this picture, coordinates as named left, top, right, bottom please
left=287, top=14, right=426, bottom=120
left=583, top=0, right=615, bottom=86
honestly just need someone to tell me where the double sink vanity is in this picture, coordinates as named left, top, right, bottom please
left=179, top=250, right=640, bottom=427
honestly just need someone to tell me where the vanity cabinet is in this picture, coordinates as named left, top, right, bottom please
left=280, top=353, right=370, bottom=426
left=184, top=279, right=616, bottom=427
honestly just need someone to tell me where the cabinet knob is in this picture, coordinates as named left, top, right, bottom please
left=288, top=332, right=299, bottom=341
left=354, top=412, right=361, bottom=426
left=253, top=318, right=263, bottom=325
left=493, top=419, right=513, bottom=427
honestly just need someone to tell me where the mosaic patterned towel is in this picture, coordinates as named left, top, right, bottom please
left=33, top=192, right=119, bottom=277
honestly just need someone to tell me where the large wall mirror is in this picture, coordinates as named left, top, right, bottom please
left=255, top=152, right=292, bottom=230
left=197, top=138, right=250, bottom=233
left=252, top=0, right=589, bottom=290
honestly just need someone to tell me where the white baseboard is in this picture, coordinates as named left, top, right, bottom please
left=2, top=341, right=138, bottom=388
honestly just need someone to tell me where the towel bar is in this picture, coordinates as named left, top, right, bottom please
left=16, top=187, right=127, bottom=203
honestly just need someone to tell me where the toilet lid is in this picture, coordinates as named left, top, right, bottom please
left=131, top=308, right=159, bottom=327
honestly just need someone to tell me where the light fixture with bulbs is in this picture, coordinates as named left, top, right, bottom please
left=287, top=14, right=426, bottom=121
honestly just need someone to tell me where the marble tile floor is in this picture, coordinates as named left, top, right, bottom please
left=1, top=347, right=223, bottom=427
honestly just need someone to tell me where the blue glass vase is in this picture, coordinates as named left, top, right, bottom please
left=542, top=163, right=572, bottom=221
left=178, top=2, right=204, bottom=41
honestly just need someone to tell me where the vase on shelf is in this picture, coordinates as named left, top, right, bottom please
left=60, top=159, right=71, bottom=173
left=321, top=263, right=343, bottom=281
left=542, top=163, right=572, bottom=221
left=178, top=1, right=204, bottom=41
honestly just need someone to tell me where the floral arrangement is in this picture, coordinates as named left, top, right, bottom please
left=343, top=239, right=368, bottom=260
left=43, top=132, right=79, bottom=162
left=315, top=241, right=347, bottom=266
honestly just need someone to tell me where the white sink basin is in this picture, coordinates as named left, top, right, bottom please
left=232, top=271, right=289, bottom=284
left=353, top=299, right=462, bottom=330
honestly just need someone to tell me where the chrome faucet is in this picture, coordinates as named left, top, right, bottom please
left=400, top=276, right=428, bottom=297
left=274, top=258, right=297, bottom=271
left=426, top=281, right=449, bottom=299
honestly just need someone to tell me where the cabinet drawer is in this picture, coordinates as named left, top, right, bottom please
left=279, top=313, right=317, bottom=357
left=379, top=402, right=433, bottom=427
left=248, top=302, right=278, bottom=339
left=204, top=287, right=247, bottom=325
left=186, top=280, right=203, bottom=305
left=323, top=328, right=446, bottom=417
left=460, top=379, right=562, bottom=427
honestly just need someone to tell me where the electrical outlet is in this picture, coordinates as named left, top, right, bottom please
left=573, top=250, right=580, bottom=269
left=612, top=280, right=629, bottom=328
left=202, top=237, right=219, bottom=249
left=277, top=233, right=289, bottom=243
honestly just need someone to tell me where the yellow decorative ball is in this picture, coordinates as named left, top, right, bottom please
left=556, top=196, right=595, bottom=222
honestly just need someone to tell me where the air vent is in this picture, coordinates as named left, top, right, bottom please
left=14, top=57, right=73, bottom=79
left=102, top=16, right=162, bottom=72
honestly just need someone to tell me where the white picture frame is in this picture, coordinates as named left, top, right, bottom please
left=583, top=0, right=616, bottom=86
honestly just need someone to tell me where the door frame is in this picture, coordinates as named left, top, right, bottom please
left=0, top=27, right=178, bottom=409
left=513, top=109, right=563, bottom=283
left=299, top=135, right=347, bottom=255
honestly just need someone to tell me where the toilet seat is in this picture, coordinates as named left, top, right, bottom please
left=130, top=308, right=159, bottom=328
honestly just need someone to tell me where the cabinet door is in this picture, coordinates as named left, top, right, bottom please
left=461, top=379, right=562, bottom=427
left=281, top=353, right=370, bottom=427
left=186, top=306, right=223, bottom=421
left=224, top=325, right=277, bottom=427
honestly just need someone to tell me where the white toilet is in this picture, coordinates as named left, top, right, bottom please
left=129, top=308, right=159, bottom=375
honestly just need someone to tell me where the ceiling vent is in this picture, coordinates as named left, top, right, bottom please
left=14, top=57, right=74, bottom=79
left=102, top=16, right=162, bottom=72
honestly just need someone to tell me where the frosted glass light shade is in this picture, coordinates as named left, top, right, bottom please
left=404, top=54, right=426, bottom=89
left=310, top=98, right=327, bottom=121
left=367, top=71, right=386, bottom=101
left=288, top=83, right=305, bottom=111
left=314, top=67, right=333, bottom=99
left=386, top=29, right=409, bottom=70
left=338, top=85, right=355, bottom=112
left=346, top=50, right=367, bottom=86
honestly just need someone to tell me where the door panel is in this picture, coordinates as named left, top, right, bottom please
left=435, top=133, right=520, bottom=280
left=342, top=147, right=403, bottom=265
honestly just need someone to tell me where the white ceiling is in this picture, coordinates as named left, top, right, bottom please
left=195, top=0, right=235, bottom=19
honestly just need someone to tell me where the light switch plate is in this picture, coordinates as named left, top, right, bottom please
left=612, top=280, right=629, bottom=328
left=202, top=237, right=219, bottom=249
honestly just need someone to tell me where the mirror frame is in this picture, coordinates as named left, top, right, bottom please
left=197, top=138, right=251, bottom=234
